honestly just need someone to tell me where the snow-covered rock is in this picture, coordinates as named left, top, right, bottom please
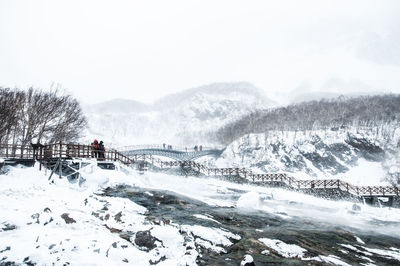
left=214, top=127, right=400, bottom=185
left=240, top=254, right=254, bottom=266
left=259, top=238, right=307, bottom=258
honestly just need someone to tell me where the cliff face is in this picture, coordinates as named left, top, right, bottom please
left=214, top=127, right=400, bottom=186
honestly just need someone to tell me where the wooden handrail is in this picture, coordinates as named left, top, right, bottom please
left=0, top=142, right=398, bottom=197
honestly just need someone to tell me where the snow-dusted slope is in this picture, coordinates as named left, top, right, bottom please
left=83, top=82, right=273, bottom=147
left=214, top=126, right=400, bottom=185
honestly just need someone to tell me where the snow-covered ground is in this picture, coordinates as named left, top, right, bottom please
left=1, top=163, right=400, bottom=265
left=0, top=164, right=198, bottom=265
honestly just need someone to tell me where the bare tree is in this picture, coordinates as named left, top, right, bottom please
left=0, top=88, right=25, bottom=145
left=0, top=87, right=87, bottom=145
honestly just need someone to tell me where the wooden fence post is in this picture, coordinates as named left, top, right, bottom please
left=59, top=158, right=62, bottom=178
left=39, top=147, right=43, bottom=171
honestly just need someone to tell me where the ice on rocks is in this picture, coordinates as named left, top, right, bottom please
left=259, top=238, right=307, bottom=258
left=317, top=255, right=352, bottom=266
left=261, top=250, right=270, bottom=255
left=362, top=246, right=400, bottom=261
left=355, top=236, right=366, bottom=245
left=193, top=214, right=221, bottom=224
left=181, top=224, right=240, bottom=253
left=240, top=254, right=254, bottom=266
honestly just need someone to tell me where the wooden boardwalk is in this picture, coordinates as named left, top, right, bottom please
left=1, top=142, right=399, bottom=198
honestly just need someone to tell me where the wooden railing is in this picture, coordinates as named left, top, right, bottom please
left=0, top=144, right=35, bottom=159
left=41, top=143, right=135, bottom=165
left=0, top=142, right=135, bottom=166
left=117, top=144, right=224, bottom=153
left=129, top=154, right=400, bottom=197
left=1, top=143, right=399, bottom=197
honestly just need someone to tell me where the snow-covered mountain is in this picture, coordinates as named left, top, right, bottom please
left=83, top=82, right=274, bottom=147
left=213, top=126, right=400, bottom=186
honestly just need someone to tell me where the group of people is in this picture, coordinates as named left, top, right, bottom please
left=163, top=143, right=173, bottom=150
left=91, top=139, right=106, bottom=158
left=162, top=143, right=203, bottom=152
left=194, top=145, right=203, bottom=151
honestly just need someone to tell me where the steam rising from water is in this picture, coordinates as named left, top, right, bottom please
left=129, top=172, right=400, bottom=238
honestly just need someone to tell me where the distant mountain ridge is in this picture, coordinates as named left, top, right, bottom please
left=154, top=82, right=274, bottom=110
left=84, top=82, right=274, bottom=114
left=213, top=94, right=400, bottom=145
left=83, top=82, right=274, bottom=147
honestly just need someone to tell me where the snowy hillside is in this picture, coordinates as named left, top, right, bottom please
left=214, top=94, right=400, bottom=145
left=214, top=127, right=400, bottom=186
left=83, top=82, right=274, bottom=147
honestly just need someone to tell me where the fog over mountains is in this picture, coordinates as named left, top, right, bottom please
left=83, top=82, right=274, bottom=147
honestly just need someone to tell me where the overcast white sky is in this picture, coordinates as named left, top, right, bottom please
left=1, top=0, right=399, bottom=104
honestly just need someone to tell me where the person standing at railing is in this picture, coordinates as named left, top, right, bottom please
left=30, top=142, right=45, bottom=160
left=99, top=141, right=105, bottom=159
left=92, top=139, right=99, bottom=158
